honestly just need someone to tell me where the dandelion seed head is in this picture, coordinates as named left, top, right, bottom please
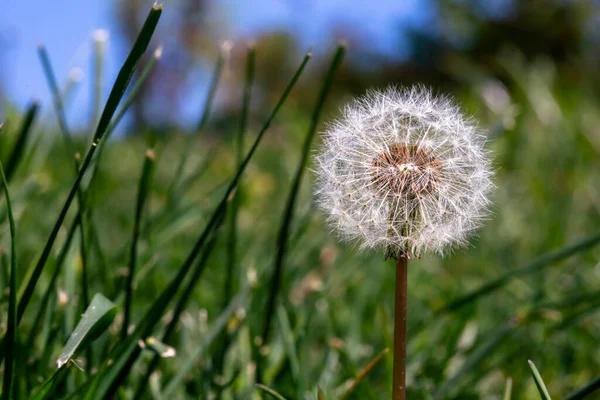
left=314, top=86, right=494, bottom=258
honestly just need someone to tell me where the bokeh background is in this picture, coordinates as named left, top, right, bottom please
left=1, top=1, right=600, bottom=399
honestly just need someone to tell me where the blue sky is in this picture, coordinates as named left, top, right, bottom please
left=2, top=0, right=428, bottom=130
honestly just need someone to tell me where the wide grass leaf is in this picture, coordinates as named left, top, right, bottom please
left=57, top=293, right=117, bottom=368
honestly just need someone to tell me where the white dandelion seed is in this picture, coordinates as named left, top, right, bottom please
left=314, top=86, right=494, bottom=259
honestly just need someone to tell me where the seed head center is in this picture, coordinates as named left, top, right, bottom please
left=372, top=144, right=440, bottom=196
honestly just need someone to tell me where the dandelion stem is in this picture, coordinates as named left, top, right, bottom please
left=393, top=256, right=408, bottom=400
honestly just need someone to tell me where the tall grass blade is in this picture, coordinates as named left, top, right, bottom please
left=0, top=162, right=17, bottom=400
left=564, top=376, right=600, bottom=400
left=440, top=231, right=600, bottom=313
left=259, top=44, right=345, bottom=378
left=528, top=360, right=552, bottom=400
left=13, top=4, right=162, bottom=332
left=25, top=216, right=80, bottom=351
left=37, top=45, right=76, bottom=154
left=122, top=148, right=155, bottom=340
left=56, top=293, right=117, bottom=368
left=4, top=101, right=39, bottom=182
left=87, top=46, right=162, bottom=192
left=215, top=44, right=256, bottom=378
left=85, top=51, right=311, bottom=400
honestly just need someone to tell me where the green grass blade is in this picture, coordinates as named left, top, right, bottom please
left=528, top=360, right=552, bottom=400
left=259, top=44, right=344, bottom=376
left=84, top=51, right=310, bottom=399
left=439, top=230, right=600, bottom=313
left=0, top=162, right=17, bottom=400
left=256, top=384, right=289, bottom=400
left=25, top=216, right=80, bottom=351
left=56, top=293, right=117, bottom=369
left=92, top=5, right=162, bottom=143
left=37, top=45, right=76, bottom=154
left=4, top=101, right=39, bottom=182
left=13, top=3, right=162, bottom=332
left=87, top=46, right=162, bottom=193
left=564, top=376, right=600, bottom=400
left=122, top=148, right=155, bottom=340
left=215, top=44, right=256, bottom=378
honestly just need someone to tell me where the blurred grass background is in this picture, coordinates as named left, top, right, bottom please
left=1, top=1, right=600, bottom=399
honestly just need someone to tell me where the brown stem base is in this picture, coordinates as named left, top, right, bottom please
left=393, top=256, right=408, bottom=400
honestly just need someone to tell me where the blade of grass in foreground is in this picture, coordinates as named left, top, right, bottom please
left=85, top=51, right=311, bottom=400
left=86, top=46, right=162, bottom=193
left=0, top=162, right=17, bottom=400
left=565, top=375, right=600, bottom=400
left=439, top=230, right=600, bottom=313
left=528, top=360, right=552, bottom=400
left=259, top=43, right=345, bottom=379
left=25, top=216, right=80, bottom=351
left=38, top=45, right=76, bottom=154
left=4, top=101, right=39, bottom=182
left=215, top=44, right=256, bottom=379
left=13, top=4, right=162, bottom=330
left=122, top=149, right=155, bottom=340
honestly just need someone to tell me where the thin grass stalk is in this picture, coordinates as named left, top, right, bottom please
left=24, top=216, right=80, bottom=352
left=214, top=44, right=256, bottom=381
left=258, top=44, right=345, bottom=380
left=565, top=376, right=600, bottom=400
left=166, top=44, right=227, bottom=206
left=121, top=148, right=155, bottom=340
left=10, top=3, right=161, bottom=335
left=132, top=221, right=221, bottom=400
left=392, top=256, right=408, bottom=400
left=91, top=30, right=107, bottom=134
left=37, top=45, right=76, bottom=154
left=74, top=155, right=90, bottom=310
left=439, top=230, right=600, bottom=313
left=0, top=162, right=17, bottom=400
left=86, top=51, right=311, bottom=400
left=87, top=47, right=162, bottom=193
left=5, top=101, right=39, bottom=182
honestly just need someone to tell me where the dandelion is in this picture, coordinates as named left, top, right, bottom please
left=314, top=86, right=494, bottom=399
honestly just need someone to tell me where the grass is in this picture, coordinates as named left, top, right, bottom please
left=1, top=3, right=600, bottom=399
